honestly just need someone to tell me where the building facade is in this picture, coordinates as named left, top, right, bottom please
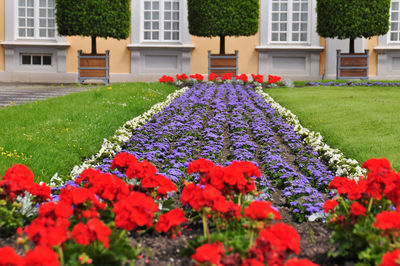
left=0, top=0, right=399, bottom=83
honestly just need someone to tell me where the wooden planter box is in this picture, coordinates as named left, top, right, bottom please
left=78, top=50, right=109, bottom=84
left=208, top=50, right=238, bottom=77
left=337, top=49, right=369, bottom=80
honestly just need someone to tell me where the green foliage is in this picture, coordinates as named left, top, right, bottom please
left=316, top=0, right=391, bottom=39
left=0, top=201, right=24, bottom=237
left=187, top=0, right=259, bottom=37
left=55, top=0, right=130, bottom=39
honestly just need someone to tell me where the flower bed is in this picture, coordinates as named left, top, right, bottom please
left=306, top=81, right=400, bottom=87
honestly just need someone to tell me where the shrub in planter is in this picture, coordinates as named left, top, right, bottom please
left=55, top=0, right=130, bottom=54
left=187, top=0, right=259, bottom=54
left=316, top=0, right=390, bottom=53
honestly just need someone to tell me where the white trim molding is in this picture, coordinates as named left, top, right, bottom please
left=129, top=0, right=193, bottom=78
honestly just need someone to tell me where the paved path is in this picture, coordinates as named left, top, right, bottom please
left=0, top=83, right=101, bottom=108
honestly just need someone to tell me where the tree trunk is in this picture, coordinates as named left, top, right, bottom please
left=219, top=35, right=225, bottom=55
left=349, top=38, right=355, bottom=54
left=91, top=36, right=97, bottom=55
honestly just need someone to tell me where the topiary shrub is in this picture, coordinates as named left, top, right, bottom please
left=317, top=0, right=391, bottom=53
left=55, top=0, right=130, bottom=54
left=187, top=0, right=259, bottom=54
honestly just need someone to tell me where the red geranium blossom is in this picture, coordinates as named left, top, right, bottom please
left=155, top=208, right=187, bottom=239
left=110, top=152, right=137, bottom=170
left=176, top=73, right=189, bottom=81
left=379, top=249, right=400, bottom=266
left=251, top=74, right=264, bottom=83
left=159, top=75, right=174, bottom=83
left=191, top=242, right=225, bottom=265
left=24, top=246, right=60, bottom=266
left=350, top=201, right=367, bottom=217
left=72, top=218, right=111, bottom=249
left=0, top=247, right=24, bottom=266
left=362, top=158, right=391, bottom=175
left=236, top=74, right=249, bottom=82
left=374, top=211, right=400, bottom=230
left=285, top=258, right=319, bottom=266
left=208, top=73, right=219, bottom=82
left=244, top=201, right=281, bottom=221
left=323, top=199, right=338, bottom=213
left=221, top=73, right=233, bottom=81
left=267, top=75, right=281, bottom=84
left=190, top=73, right=204, bottom=81
left=257, top=222, right=300, bottom=254
left=113, top=191, right=158, bottom=230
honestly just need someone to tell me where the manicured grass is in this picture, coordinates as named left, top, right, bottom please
left=266, top=86, right=400, bottom=170
left=0, top=83, right=177, bottom=182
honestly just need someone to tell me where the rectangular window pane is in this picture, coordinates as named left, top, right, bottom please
left=22, top=55, right=31, bottom=65
left=390, top=1, right=400, bottom=42
left=32, top=56, right=41, bottom=65
left=43, top=56, right=52, bottom=65
left=39, top=29, right=46, bottom=37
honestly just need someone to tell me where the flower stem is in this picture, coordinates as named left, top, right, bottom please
left=57, top=246, right=64, bottom=266
left=202, top=209, right=210, bottom=243
left=248, top=229, right=255, bottom=249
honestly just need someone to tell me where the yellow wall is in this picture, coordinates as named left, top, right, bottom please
left=367, top=36, right=378, bottom=76
left=319, top=38, right=326, bottom=76
left=0, top=0, right=5, bottom=71
left=66, top=36, right=130, bottom=73
left=190, top=33, right=260, bottom=75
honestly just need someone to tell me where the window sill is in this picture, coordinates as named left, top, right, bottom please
left=374, top=46, right=400, bottom=52
left=127, top=43, right=195, bottom=51
left=256, top=45, right=324, bottom=52
left=1, top=41, right=70, bottom=48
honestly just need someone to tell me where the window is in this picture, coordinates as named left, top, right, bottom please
left=18, top=0, right=56, bottom=39
left=270, top=0, right=309, bottom=43
left=143, top=0, right=180, bottom=41
left=21, top=54, right=52, bottom=65
left=390, top=1, right=400, bottom=42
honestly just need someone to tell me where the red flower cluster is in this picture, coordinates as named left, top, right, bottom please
left=208, top=73, right=219, bottom=82
left=379, top=249, right=400, bottom=266
left=0, top=246, right=60, bottom=266
left=191, top=242, right=225, bottom=265
left=244, top=201, right=281, bottom=222
left=251, top=74, right=264, bottom=83
left=350, top=202, right=366, bottom=217
left=190, top=73, right=204, bottom=81
left=155, top=208, right=187, bottom=239
left=236, top=74, right=249, bottom=82
left=176, top=73, right=189, bottom=81
left=187, top=158, right=261, bottom=196
left=72, top=218, right=111, bottom=249
left=221, top=73, right=233, bottom=81
left=285, top=258, right=319, bottom=266
left=159, top=75, right=174, bottom=83
left=113, top=191, right=158, bottom=230
left=0, top=164, right=51, bottom=202
left=267, top=75, right=281, bottom=84
left=323, top=199, right=338, bottom=213
left=374, top=211, right=400, bottom=230
left=111, top=152, right=177, bottom=198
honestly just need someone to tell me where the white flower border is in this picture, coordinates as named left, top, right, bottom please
left=254, top=86, right=366, bottom=180
left=50, top=86, right=190, bottom=186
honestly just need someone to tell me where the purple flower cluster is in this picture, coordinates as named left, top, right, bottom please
left=306, top=81, right=400, bottom=87
left=94, top=83, right=333, bottom=221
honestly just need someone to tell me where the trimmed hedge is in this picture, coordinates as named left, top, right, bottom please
left=317, top=0, right=390, bottom=40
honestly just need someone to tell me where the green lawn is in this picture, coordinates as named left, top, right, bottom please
left=0, top=83, right=177, bottom=183
left=267, top=86, right=400, bottom=170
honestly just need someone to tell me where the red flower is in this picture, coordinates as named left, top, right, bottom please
left=140, top=174, right=177, bottom=198
left=374, top=211, right=400, bottom=230
left=350, top=202, right=366, bottom=217
left=267, top=75, right=281, bottom=84
left=323, top=199, right=338, bottom=213
left=0, top=247, right=24, bottom=266
left=113, top=191, right=158, bottom=230
left=0, top=164, right=35, bottom=201
left=191, top=242, right=225, bottom=265
left=285, top=258, right=318, bottom=266
left=29, top=183, right=51, bottom=201
left=187, top=158, right=215, bottom=175
left=257, top=223, right=300, bottom=254
left=379, top=249, right=400, bottom=266
left=221, top=73, right=233, bottom=81
left=24, top=246, right=59, bottom=266
left=38, top=201, right=73, bottom=219
left=244, top=201, right=281, bottom=221
left=159, top=75, right=174, bottom=83
left=25, top=217, right=70, bottom=247
left=155, top=208, right=187, bottom=239
left=328, top=176, right=366, bottom=200
left=110, top=152, right=137, bottom=170
left=190, top=73, right=204, bottom=81
left=236, top=74, right=249, bottom=82
left=72, top=223, right=91, bottom=246
left=176, top=73, right=189, bottom=81
left=72, top=218, right=111, bottom=248
left=208, top=73, right=219, bottom=82
left=251, top=74, right=264, bottom=83
left=362, top=158, right=391, bottom=175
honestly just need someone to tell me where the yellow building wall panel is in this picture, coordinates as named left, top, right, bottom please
left=0, top=0, right=5, bottom=71
left=319, top=38, right=326, bottom=77
left=367, top=36, right=378, bottom=77
left=66, top=36, right=130, bottom=74
left=190, top=33, right=260, bottom=75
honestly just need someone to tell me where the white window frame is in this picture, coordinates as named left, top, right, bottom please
left=389, top=0, right=400, bottom=43
left=140, top=0, right=182, bottom=43
left=20, top=53, right=53, bottom=66
left=268, top=0, right=312, bottom=44
left=16, top=0, right=57, bottom=40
